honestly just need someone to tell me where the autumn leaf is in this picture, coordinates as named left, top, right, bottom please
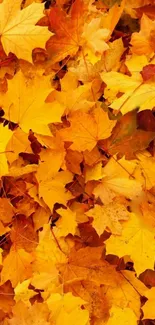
left=101, top=70, right=155, bottom=114
left=0, top=0, right=52, bottom=62
left=141, top=64, right=155, bottom=81
left=0, top=124, right=12, bottom=176
left=104, top=306, right=137, bottom=325
left=59, top=106, right=116, bottom=152
left=134, top=151, right=155, bottom=189
left=135, top=4, right=155, bottom=20
left=33, top=224, right=67, bottom=273
left=86, top=202, right=129, bottom=236
left=105, top=213, right=155, bottom=275
left=47, top=292, right=89, bottom=325
left=0, top=282, right=15, bottom=314
left=14, top=279, right=36, bottom=306
left=1, top=70, right=64, bottom=135
left=54, top=208, right=77, bottom=238
left=9, top=301, right=50, bottom=325
left=131, top=14, right=155, bottom=55
left=47, top=0, right=86, bottom=63
left=1, top=248, right=34, bottom=287
left=106, top=129, right=155, bottom=159
left=142, top=287, right=155, bottom=319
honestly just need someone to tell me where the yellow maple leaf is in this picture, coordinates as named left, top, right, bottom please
left=82, top=18, right=110, bottom=64
left=37, top=148, right=65, bottom=182
left=38, top=170, right=73, bottom=211
left=85, top=162, right=104, bottom=182
left=103, top=38, right=125, bottom=72
left=0, top=124, right=12, bottom=176
left=14, top=279, right=36, bottom=306
left=0, top=0, right=52, bottom=62
left=2, top=70, right=64, bottom=135
left=32, top=206, right=51, bottom=231
left=93, top=157, right=142, bottom=204
left=54, top=73, right=95, bottom=113
left=86, top=203, right=129, bottom=236
left=36, top=148, right=72, bottom=211
left=6, top=128, right=32, bottom=165
left=54, top=208, right=77, bottom=238
left=134, top=151, right=155, bottom=190
left=9, top=301, right=50, bottom=325
left=105, top=213, right=155, bottom=275
left=131, top=14, right=155, bottom=55
left=1, top=248, right=34, bottom=287
left=60, top=106, right=116, bottom=152
left=33, top=224, right=67, bottom=273
left=31, top=270, right=59, bottom=290
left=47, top=292, right=89, bottom=325
left=142, top=287, right=155, bottom=320
left=104, top=306, right=137, bottom=325
left=101, top=52, right=155, bottom=113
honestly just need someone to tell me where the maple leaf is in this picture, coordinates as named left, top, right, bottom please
left=131, top=14, right=155, bottom=55
left=142, top=287, right=155, bottom=319
left=101, top=67, right=155, bottom=114
left=31, top=269, right=59, bottom=290
left=0, top=124, right=12, bottom=176
left=103, top=38, right=125, bottom=72
left=33, top=224, right=67, bottom=273
left=99, top=109, right=155, bottom=159
left=32, top=206, right=51, bottom=231
left=47, top=0, right=86, bottom=63
left=105, top=213, right=155, bottom=275
left=6, top=128, right=32, bottom=165
left=104, top=306, right=137, bottom=325
left=64, top=280, right=109, bottom=320
left=1, top=248, right=34, bottom=287
left=140, top=198, right=155, bottom=233
left=9, top=301, right=50, bottom=325
left=14, top=279, right=36, bottom=306
left=141, top=64, right=155, bottom=81
left=93, top=157, right=142, bottom=204
left=0, top=198, right=14, bottom=223
left=0, top=0, right=52, bottom=62
left=54, top=208, right=77, bottom=238
left=65, top=149, right=83, bottom=175
left=134, top=151, right=155, bottom=189
left=1, top=70, right=64, bottom=136
left=82, top=18, right=110, bottom=63
left=47, top=292, right=89, bottom=325
left=35, top=148, right=73, bottom=211
left=53, top=71, right=96, bottom=114
left=59, top=106, right=116, bottom=152
left=86, top=202, right=129, bottom=236
left=106, top=129, right=155, bottom=159
left=37, top=170, right=73, bottom=212
left=0, top=282, right=15, bottom=314
left=10, top=215, right=37, bottom=253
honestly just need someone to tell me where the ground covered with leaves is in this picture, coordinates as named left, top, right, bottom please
left=1, top=0, right=155, bottom=324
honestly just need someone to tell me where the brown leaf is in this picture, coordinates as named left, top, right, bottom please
left=135, top=5, right=155, bottom=20
left=108, top=129, right=155, bottom=159
left=137, top=110, right=155, bottom=131
left=141, top=64, right=155, bottom=81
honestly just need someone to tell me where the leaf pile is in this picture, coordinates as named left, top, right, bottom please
left=0, top=0, right=155, bottom=324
